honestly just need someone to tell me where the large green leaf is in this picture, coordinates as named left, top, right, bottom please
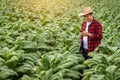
left=90, top=75, right=105, bottom=80
left=22, top=41, right=37, bottom=49
left=5, top=56, right=18, bottom=68
left=0, top=68, right=17, bottom=80
left=16, top=64, right=33, bottom=73
left=71, top=64, right=86, bottom=71
left=21, top=75, right=33, bottom=80
left=40, top=69, right=53, bottom=80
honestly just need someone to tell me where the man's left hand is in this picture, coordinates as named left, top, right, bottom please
left=81, top=31, right=92, bottom=37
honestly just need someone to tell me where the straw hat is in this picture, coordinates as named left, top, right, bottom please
left=78, top=6, right=93, bottom=17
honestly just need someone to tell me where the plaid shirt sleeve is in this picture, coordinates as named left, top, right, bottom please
left=90, top=21, right=102, bottom=41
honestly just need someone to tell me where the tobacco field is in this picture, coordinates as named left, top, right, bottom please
left=0, top=0, right=120, bottom=80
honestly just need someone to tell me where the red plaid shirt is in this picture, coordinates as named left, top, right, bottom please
left=80, top=19, right=102, bottom=52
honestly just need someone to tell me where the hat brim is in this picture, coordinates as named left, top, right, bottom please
left=78, top=13, right=84, bottom=17
left=78, top=12, right=93, bottom=17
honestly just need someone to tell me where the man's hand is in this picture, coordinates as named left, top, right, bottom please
left=81, top=31, right=92, bottom=37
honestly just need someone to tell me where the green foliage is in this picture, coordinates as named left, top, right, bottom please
left=34, top=52, right=85, bottom=80
left=0, top=0, right=120, bottom=80
left=82, top=50, right=120, bottom=80
left=0, top=66, right=17, bottom=80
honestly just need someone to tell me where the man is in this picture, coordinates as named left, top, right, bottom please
left=78, top=6, right=102, bottom=59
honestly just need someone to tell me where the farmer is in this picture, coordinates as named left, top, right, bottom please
left=78, top=6, right=103, bottom=59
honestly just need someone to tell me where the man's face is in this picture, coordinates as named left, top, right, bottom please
left=83, top=13, right=93, bottom=22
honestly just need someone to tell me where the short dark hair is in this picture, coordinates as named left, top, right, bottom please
left=89, top=12, right=93, bottom=15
